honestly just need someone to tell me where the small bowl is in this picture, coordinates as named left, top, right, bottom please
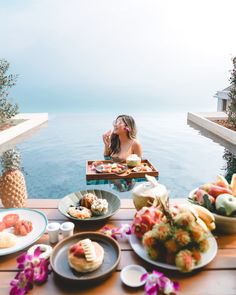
left=120, top=264, right=147, bottom=288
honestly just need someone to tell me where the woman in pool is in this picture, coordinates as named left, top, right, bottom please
left=102, top=114, right=142, bottom=192
left=103, top=114, right=142, bottom=162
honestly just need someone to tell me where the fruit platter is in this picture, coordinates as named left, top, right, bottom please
left=86, top=159, right=158, bottom=180
left=130, top=195, right=217, bottom=272
left=95, top=162, right=128, bottom=174
left=188, top=174, right=236, bottom=234
left=0, top=208, right=48, bottom=256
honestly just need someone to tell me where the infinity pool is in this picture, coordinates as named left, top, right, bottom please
left=2, top=112, right=235, bottom=199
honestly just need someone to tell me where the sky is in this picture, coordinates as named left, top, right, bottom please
left=1, top=0, right=236, bottom=113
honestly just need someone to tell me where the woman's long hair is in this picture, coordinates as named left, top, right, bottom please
left=110, top=115, right=137, bottom=155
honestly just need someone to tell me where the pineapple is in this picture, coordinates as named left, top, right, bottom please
left=0, top=149, right=27, bottom=208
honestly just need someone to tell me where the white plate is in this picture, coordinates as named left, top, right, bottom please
left=129, top=234, right=217, bottom=271
left=0, top=208, right=48, bottom=256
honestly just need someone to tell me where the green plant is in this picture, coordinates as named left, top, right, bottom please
left=0, top=59, right=19, bottom=124
left=227, top=56, right=236, bottom=127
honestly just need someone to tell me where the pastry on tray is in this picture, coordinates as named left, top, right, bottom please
left=68, top=238, right=104, bottom=273
left=132, top=163, right=152, bottom=172
left=95, top=163, right=127, bottom=174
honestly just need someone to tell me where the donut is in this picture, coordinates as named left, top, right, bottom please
left=68, top=238, right=104, bottom=273
left=67, top=206, right=92, bottom=219
left=27, top=244, right=52, bottom=259
left=0, top=232, right=17, bottom=248
left=80, top=193, right=98, bottom=209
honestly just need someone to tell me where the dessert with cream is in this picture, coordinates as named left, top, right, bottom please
left=68, top=238, right=104, bottom=273
left=91, top=199, right=108, bottom=216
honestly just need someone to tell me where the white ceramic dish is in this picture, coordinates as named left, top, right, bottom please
left=129, top=234, right=217, bottom=271
left=189, top=188, right=236, bottom=234
left=0, top=208, right=48, bottom=256
left=120, top=264, right=146, bottom=287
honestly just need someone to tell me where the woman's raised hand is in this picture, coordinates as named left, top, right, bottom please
left=102, top=130, right=112, bottom=146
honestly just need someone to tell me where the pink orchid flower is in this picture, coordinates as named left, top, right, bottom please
left=141, top=270, right=179, bottom=295
left=10, top=247, right=51, bottom=294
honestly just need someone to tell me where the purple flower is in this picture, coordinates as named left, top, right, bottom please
left=10, top=247, right=51, bottom=294
left=33, top=259, right=51, bottom=284
left=101, top=224, right=131, bottom=241
left=10, top=269, right=34, bottom=295
left=141, top=270, right=179, bottom=295
left=17, top=246, right=42, bottom=270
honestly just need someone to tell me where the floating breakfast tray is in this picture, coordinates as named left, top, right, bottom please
left=86, top=159, right=159, bottom=181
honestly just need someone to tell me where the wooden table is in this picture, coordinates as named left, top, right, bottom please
left=1, top=199, right=236, bottom=295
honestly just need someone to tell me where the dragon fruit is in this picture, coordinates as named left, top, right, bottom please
left=131, top=206, right=163, bottom=238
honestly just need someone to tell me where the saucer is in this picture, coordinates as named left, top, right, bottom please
left=120, top=264, right=147, bottom=287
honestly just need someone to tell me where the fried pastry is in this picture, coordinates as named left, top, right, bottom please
left=67, top=206, right=92, bottom=219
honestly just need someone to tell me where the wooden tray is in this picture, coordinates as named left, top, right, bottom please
left=86, top=159, right=159, bottom=180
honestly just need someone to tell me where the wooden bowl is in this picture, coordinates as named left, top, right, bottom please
left=213, top=213, right=236, bottom=234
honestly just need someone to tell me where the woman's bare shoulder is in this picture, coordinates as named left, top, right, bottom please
left=132, top=139, right=142, bottom=157
left=132, top=138, right=141, bottom=147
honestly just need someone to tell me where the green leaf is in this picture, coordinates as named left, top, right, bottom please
left=203, top=194, right=215, bottom=212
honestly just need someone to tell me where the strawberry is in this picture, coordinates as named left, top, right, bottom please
left=74, top=244, right=85, bottom=257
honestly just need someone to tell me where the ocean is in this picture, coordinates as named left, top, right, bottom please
left=2, top=112, right=234, bottom=199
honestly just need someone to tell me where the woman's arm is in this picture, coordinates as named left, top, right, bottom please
left=132, top=139, right=142, bottom=158
left=102, top=130, right=112, bottom=156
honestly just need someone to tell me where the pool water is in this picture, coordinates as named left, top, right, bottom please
left=2, top=112, right=235, bottom=199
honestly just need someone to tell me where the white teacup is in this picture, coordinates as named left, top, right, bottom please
left=46, top=222, right=60, bottom=243
left=60, top=222, right=75, bottom=239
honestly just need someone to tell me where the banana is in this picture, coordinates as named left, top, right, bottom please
left=80, top=239, right=96, bottom=262
left=230, top=174, right=236, bottom=196
left=196, top=217, right=209, bottom=233
left=192, top=204, right=215, bottom=231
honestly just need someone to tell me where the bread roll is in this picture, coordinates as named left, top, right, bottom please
left=0, top=232, right=17, bottom=248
